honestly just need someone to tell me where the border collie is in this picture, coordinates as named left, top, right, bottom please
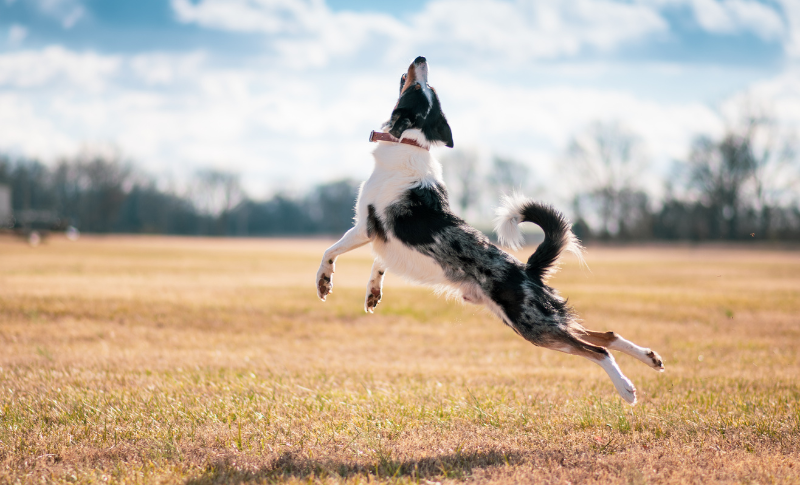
left=316, top=56, right=663, bottom=404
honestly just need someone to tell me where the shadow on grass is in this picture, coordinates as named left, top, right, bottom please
left=186, top=449, right=519, bottom=484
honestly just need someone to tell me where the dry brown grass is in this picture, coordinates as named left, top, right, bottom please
left=0, top=234, right=798, bottom=484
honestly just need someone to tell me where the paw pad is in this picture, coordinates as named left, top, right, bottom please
left=318, top=274, right=332, bottom=300
left=647, top=350, right=665, bottom=371
left=365, top=290, right=382, bottom=313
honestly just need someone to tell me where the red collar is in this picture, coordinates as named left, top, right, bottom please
left=369, top=130, right=429, bottom=151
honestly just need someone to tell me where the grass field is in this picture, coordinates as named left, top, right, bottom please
left=1, top=235, right=799, bottom=484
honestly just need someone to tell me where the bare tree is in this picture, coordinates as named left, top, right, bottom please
left=53, top=150, right=132, bottom=232
left=736, top=107, right=799, bottom=238
left=305, top=179, right=360, bottom=235
left=440, top=148, right=480, bottom=218
left=189, top=169, right=244, bottom=216
left=565, top=121, right=650, bottom=239
left=489, top=156, right=531, bottom=197
left=684, top=103, right=799, bottom=240
left=687, top=133, right=757, bottom=239
left=187, top=169, right=244, bottom=235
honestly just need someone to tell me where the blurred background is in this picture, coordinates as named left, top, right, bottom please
left=1, top=0, right=799, bottom=241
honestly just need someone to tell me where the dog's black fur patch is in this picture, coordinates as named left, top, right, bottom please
left=366, top=204, right=387, bottom=242
left=387, top=184, right=459, bottom=246
left=384, top=183, right=576, bottom=346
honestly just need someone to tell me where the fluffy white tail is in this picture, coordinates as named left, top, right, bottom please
left=494, top=193, right=528, bottom=251
left=494, top=193, right=585, bottom=280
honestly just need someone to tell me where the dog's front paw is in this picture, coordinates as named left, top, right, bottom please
left=316, top=262, right=334, bottom=301
left=365, top=287, right=382, bottom=313
left=318, top=274, right=332, bottom=300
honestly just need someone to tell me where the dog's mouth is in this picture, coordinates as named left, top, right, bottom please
left=413, top=56, right=428, bottom=83
left=401, top=56, right=428, bottom=95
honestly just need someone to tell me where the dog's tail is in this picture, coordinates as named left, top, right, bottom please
left=494, top=193, right=585, bottom=281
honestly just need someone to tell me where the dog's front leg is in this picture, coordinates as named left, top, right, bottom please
left=317, top=225, right=370, bottom=301
left=364, top=258, right=387, bottom=313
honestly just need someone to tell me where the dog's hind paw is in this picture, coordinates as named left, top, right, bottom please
left=646, top=350, right=665, bottom=372
left=615, top=378, right=637, bottom=405
left=365, top=287, right=382, bottom=313
left=612, top=375, right=636, bottom=406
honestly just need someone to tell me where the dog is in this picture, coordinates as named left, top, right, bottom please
left=316, top=56, right=663, bottom=404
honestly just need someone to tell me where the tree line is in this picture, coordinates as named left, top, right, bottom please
left=563, top=114, right=800, bottom=241
left=0, top=154, right=361, bottom=237
left=440, top=111, right=800, bottom=242
left=1, top=109, right=799, bottom=241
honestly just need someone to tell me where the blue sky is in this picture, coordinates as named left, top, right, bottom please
left=0, top=0, right=798, bottom=201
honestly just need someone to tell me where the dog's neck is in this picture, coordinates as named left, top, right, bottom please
left=369, top=131, right=429, bottom=150
left=391, top=129, right=431, bottom=149
left=378, top=127, right=449, bottom=150
left=371, top=128, right=444, bottom=186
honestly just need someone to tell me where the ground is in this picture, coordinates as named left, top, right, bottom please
left=0, top=235, right=798, bottom=484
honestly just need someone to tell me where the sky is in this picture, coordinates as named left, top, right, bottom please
left=0, top=0, right=798, bottom=200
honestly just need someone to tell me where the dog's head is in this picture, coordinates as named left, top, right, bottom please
left=382, top=56, right=453, bottom=148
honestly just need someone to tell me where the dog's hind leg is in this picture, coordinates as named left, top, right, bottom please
left=317, top=226, right=370, bottom=301
left=546, top=335, right=637, bottom=405
left=365, top=258, right=386, bottom=313
left=581, top=330, right=664, bottom=372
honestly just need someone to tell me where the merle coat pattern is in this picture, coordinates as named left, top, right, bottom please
left=316, top=57, right=664, bottom=405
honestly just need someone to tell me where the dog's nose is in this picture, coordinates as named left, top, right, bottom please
left=414, top=56, right=427, bottom=65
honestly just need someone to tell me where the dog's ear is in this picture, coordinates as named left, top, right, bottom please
left=399, top=73, right=407, bottom=95
left=433, top=115, right=453, bottom=148
left=424, top=88, right=453, bottom=148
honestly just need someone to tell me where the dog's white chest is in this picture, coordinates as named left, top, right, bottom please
left=371, top=238, right=448, bottom=286
left=358, top=138, right=451, bottom=287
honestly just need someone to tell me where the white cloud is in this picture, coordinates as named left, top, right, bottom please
left=165, top=0, right=340, bottom=35
left=644, top=0, right=786, bottom=41
left=129, top=52, right=206, bottom=86
left=171, top=0, right=669, bottom=66
left=0, top=46, right=120, bottom=90
left=172, top=0, right=793, bottom=68
left=776, top=0, right=800, bottom=60
left=0, top=44, right=736, bottom=198
left=727, top=67, right=800, bottom=128
left=2, top=42, right=793, bottom=199
left=273, top=11, right=409, bottom=68
left=693, top=0, right=784, bottom=39
left=172, top=0, right=410, bottom=68
left=0, top=94, right=80, bottom=159
left=0, top=0, right=796, bottom=197
left=431, top=68, right=724, bottom=201
left=0, top=46, right=391, bottom=193
left=34, top=0, right=85, bottom=29
left=7, top=24, right=27, bottom=46
left=171, top=0, right=395, bottom=36
left=414, top=0, right=668, bottom=61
